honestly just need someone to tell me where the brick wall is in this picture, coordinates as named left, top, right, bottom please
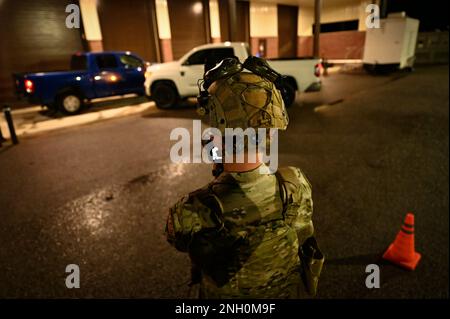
left=298, top=30, right=366, bottom=59
left=160, top=39, right=173, bottom=62
left=250, top=37, right=278, bottom=59
left=87, top=40, right=103, bottom=52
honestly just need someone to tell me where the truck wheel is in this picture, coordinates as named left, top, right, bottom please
left=152, top=82, right=179, bottom=109
left=57, top=91, right=83, bottom=115
left=280, top=83, right=296, bottom=108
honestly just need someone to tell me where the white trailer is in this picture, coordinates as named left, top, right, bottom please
left=363, top=12, right=420, bottom=73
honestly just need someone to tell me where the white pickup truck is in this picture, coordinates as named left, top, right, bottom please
left=144, top=42, right=321, bottom=108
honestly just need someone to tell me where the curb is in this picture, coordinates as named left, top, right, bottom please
left=0, top=101, right=155, bottom=139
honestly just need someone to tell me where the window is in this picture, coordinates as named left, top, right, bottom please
left=120, top=54, right=144, bottom=68
left=185, top=48, right=235, bottom=66
left=70, top=55, right=87, bottom=70
left=186, top=50, right=208, bottom=65
left=313, top=20, right=359, bottom=33
left=96, top=54, right=118, bottom=69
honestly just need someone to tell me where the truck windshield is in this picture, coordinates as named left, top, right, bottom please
left=186, top=48, right=234, bottom=66
left=70, top=55, right=87, bottom=70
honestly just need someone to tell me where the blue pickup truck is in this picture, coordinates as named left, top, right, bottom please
left=14, top=51, right=147, bottom=114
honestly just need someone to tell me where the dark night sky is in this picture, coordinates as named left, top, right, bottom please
left=386, top=0, right=449, bottom=31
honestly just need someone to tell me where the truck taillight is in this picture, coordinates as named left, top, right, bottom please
left=314, top=63, right=322, bottom=77
left=25, top=79, right=34, bottom=93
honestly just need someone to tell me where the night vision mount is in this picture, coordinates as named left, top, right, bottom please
left=197, top=56, right=289, bottom=115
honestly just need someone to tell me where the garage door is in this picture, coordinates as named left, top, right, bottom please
left=236, top=1, right=250, bottom=44
left=97, top=0, right=159, bottom=63
left=0, top=0, right=84, bottom=103
left=167, top=0, right=209, bottom=60
left=278, top=4, right=298, bottom=58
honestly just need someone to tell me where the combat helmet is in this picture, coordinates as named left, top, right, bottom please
left=197, top=56, right=289, bottom=133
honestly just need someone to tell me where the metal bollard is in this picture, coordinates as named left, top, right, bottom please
left=323, top=59, right=329, bottom=77
left=3, top=105, right=19, bottom=145
left=0, top=123, right=5, bottom=147
left=0, top=108, right=5, bottom=148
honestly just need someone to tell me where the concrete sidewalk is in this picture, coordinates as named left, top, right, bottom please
left=0, top=95, right=156, bottom=139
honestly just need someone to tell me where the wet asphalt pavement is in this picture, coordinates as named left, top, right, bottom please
left=0, top=65, right=448, bottom=298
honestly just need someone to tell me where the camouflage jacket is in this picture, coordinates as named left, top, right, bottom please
left=165, top=164, right=314, bottom=298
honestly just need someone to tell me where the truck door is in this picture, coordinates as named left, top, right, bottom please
left=118, top=54, right=146, bottom=95
left=93, top=54, right=122, bottom=97
left=180, top=48, right=234, bottom=96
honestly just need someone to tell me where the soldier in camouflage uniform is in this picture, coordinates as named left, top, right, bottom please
left=165, top=57, right=322, bottom=299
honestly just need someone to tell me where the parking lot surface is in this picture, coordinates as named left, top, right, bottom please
left=0, top=66, right=448, bottom=298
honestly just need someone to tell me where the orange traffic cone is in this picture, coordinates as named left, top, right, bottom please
left=383, top=213, right=421, bottom=270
